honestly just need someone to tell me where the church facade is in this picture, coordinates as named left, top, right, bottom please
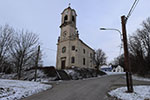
left=56, top=6, right=95, bottom=69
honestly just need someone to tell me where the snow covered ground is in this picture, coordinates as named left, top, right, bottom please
left=132, top=75, right=150, bottom=82
left=0, top=79, right=52, bottom=100
left=107, top=72, right=150, bottom=100
left=109, top=85, right=150, bottom=100
left=0, top=69, right=57, bottom=82
left=105, top=71, right=126, bottom=75
left=106, top=72, right=150, bottom=81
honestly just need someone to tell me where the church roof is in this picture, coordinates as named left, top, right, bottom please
left=79, top=39, right=94, bottom=52
left=61, top=6, right=77, bottom=16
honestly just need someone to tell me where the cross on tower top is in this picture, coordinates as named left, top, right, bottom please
left=68, top=3, right=71, bottom=7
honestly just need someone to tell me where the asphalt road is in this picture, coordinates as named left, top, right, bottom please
left=22, top=74, right=150, bottom=100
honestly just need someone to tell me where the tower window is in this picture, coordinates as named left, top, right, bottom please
left=83, top=58, right=85, bottom=65
left=62, top=46, right=66, bottom=53
left=72, top=16, right=75, bottom=22
left=64, top=15, right=68, bottom=22
left=72, top=46, right=75, bottom=51
left=71, top=57, right=75, bottom=63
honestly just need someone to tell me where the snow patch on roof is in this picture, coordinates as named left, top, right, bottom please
left=100, top=65, right=111, bottom=68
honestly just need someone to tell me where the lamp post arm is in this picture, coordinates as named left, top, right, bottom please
left=100, top=28, right=122, bottom=35
left=100, top=27, right=123, bottom=42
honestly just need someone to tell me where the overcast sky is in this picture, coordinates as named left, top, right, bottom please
left=0, top=0, right=149, bottom=66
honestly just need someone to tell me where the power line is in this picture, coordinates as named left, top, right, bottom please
left=126, top=0, right=140, bottom=22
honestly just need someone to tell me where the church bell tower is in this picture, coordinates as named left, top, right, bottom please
left=58, top=6, right=78, bottom=42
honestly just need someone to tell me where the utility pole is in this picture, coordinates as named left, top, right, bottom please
left=121, top=15, right=133, bottom=92
left=34, top=45, right=40, bottom=81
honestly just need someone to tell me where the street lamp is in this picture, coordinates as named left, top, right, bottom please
left=100, top=27, right=123, bottom=41
left=100, top=26, right=133, bottom=93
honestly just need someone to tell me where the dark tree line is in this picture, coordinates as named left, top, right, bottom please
left=113, top=17, right=150, bottom=77
left=129, top=17, right=150, bottom=76
left=0, top=24, right=42, bottom=79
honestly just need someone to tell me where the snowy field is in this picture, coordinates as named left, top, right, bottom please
left=0, top=79, right=52, bottom=100
left=109, top=86, right=150, bottom=100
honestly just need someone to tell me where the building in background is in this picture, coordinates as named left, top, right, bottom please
left=56, top=6, right=95, bottom=69
left=100, top=65, right=112, bottom=72
left=112, top=65, right=124, bottom=72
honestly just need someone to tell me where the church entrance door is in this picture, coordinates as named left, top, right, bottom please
left=61, top=60, right=66, bottom=69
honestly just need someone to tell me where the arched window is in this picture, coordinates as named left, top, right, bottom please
left=72, top=46, right=75, bottom=51
left=90, top=53, right=92, bottom=58
left=83, top=49, right=85, bottom=54
left=64, top=15, right=68, bottom=22
left=62, top=46, right=66, bottom=53
left=83, top=58, right=85, bottom=65
left=71, top=57, right=75, bottom=63
left=72, top=16, right=75, bottom=22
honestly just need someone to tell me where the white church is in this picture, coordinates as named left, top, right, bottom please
left=56, top=6, right=95, bottom=69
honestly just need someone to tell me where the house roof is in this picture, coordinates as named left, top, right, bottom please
left=101, top=65, right=112, bottom=69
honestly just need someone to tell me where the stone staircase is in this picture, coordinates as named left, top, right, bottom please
left=56, top=70, right=71, bottom=80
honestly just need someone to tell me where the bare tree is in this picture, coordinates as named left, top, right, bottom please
left=94, top=49, right=107, bottom=70
left=112, top=54, right=125, bottom=69
left=0, top=25, right=14, bottom=73
left=26, top=47, right=43, bottom=69
left=9, top=30, right=39, bottom=79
